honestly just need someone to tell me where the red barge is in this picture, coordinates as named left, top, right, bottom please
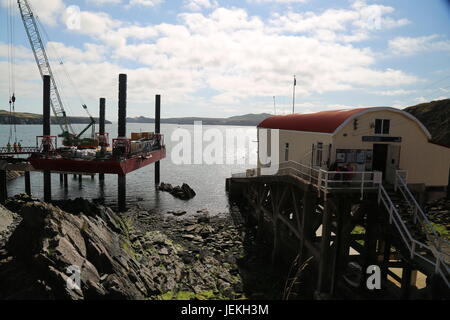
left=28, top=133, right=166, bottom=175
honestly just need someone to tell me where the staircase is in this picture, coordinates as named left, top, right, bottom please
left=378, top=172, right=450, bottom=289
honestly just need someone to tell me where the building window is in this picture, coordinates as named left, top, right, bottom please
left=284, top=143, right=289, bottom=161
left=375, top=119, right=390, bottom=135
left=315, top=142, right=323, bottom=167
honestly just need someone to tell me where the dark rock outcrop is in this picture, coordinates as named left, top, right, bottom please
left=158, top=182, right=196, bottom=200
left=0, top=198, right=244, bottom=300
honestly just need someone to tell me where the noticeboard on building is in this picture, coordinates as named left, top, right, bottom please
left=336, top=149, right=373, bottom=170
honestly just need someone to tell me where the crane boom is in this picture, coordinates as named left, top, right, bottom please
left=17, top=0, right=75, bottom=136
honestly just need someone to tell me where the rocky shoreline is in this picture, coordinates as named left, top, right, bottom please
left=0, top=195, right=287, bottom=300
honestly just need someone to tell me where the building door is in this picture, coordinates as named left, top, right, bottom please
left=386, top=145, right=401, bottom=184
left=372, top=144, right=388, bottom=180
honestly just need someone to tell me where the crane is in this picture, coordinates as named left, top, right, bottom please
left=16, top=0, right=96, bottom=148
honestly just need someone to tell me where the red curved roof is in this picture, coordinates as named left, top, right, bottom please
left=258, top=108, right=369, bottom=133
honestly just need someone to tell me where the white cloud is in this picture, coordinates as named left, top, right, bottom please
left=87, top=0, right=123, bottom=5
left=128, top=0, right=164, bottom=6
left=0, top=1, right=423, bottom=117
left=374, top=89, right=415, bottom=96
left=1, top=0, right=66, bottom=26
left=184, top=0, right=218, bottom=12
left=389, top=35, right=450, bottom=56
left=47, top=42, right=107, bottom=62
left=268, top=0, right=409, bottom=42
left=249, top=0, right=308, bottom=3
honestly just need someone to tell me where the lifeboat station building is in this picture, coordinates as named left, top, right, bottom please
left=257, top=107, right=450, bottom=196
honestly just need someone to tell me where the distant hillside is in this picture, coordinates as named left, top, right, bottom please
left=0, top=109, right=112, bottom=125
left=127, top=113, right=273, bottom=126
left=404, top=99, right=450, bottom=146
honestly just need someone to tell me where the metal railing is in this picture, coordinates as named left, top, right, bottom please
left=0, top=146, right=40, bottom=154
left=278, top=161, right=380, bottom=199
left=378, top=184, right=450, bottom=288
left=232, top=161, right=381, bottom=199
left=394, top=170, right=450, bottom=258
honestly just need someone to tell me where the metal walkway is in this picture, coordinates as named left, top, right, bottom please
left=0, top=147, right=39, bottom=155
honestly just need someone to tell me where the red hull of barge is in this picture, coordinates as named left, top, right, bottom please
left=28, top=148, right=166, bottom=175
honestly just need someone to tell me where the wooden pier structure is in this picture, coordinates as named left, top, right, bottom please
left=226, top=161, right=450, bottom=299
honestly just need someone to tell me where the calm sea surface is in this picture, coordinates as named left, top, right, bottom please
left=1, top=123, right=257, bottom=215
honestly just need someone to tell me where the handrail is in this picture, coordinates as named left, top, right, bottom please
left=279, top=161, right=379, bottom=199
left=378, top=184, right=449, bottom=288
left=395, top=171, right=450, bottom=251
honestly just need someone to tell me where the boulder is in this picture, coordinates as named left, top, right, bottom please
left=158, top=182, right=196, bottom=200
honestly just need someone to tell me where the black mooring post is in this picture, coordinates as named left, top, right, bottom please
left=0, top=170, right=7, bottom=205
left=118, top=74, right=127, bottom=138
left=99, top=98, right=106, bottom=181
left=99, top=98, right=106, bottom=136
left=118, top=74, right=127, bottom=211
left=25, top=171, right=31, bottom=196
left=63, top=174, right=68, bottom=189
left=118, top=174, right=126, bottom=212
left=155, top=94, right=161, bottom=186
left=60, top=174, right=64, bottom=184
left=43, top=75, right=51, bottom=137
left=43, top=75, right=51, bottom=202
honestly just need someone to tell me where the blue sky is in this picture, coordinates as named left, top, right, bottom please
left=1, top=0, right=450, bottom=121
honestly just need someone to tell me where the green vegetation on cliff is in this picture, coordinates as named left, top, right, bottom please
left=404, top=99, right=450, bottom=146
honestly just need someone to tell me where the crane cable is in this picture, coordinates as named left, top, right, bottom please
left=7, top=0, right=17, bottom=145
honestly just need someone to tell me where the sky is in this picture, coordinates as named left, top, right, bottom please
left=1, top=0, right=450, bottom=121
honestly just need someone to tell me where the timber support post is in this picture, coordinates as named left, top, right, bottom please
left=360, top=200, right=378, bottom=293
left=299, top=190, right=316, bottom=264
left=316, top=198, right=333, bottom=298
left=330, top=196, right=352, bottom=295
left=271, top=184, right=281, bottom=268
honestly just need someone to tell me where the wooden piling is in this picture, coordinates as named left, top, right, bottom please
left=0, top=170, right=7, bottom=204
left=359, top=200, right=378, bottom=292
left=99, top=97, right=106, bottom=181
left=118, top=74, right=127, bottom=211
left=155, top=94, right=161, bottom=186
left=118, top=174, right=126, bottom=212
left=330, top=197, right=352, bottom=295
left=316, top=199, right=333, bottom=297
left=25, top=171, right=31, bottom=196
left=300, top=190, right=316, bottom=263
